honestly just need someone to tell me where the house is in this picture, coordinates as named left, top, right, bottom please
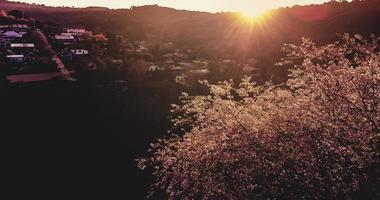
left=178, top=62, right=192, bottom=67
left=71, top=49, right=89, bottom=55
left=175, top=75, right=187, bottom=84
left=192, top=60, right=207, bottom=68
left=138, top=44, right=148, bottom=51
left=55, top=34, right=75, bottom=40
left=10, top=24, right=30, bottom=29
left=10, top=43, right=37, bottom=56
left=8, top=24, right=31, bottom=31
left=65, top=28, right=86, bottom=36
left=111, top=59, right=123, bottom=65
left=148, top=65, right=162, bottom=71
left=93, top=33, right=108, bottom=42
left=1, top=31, right=23, bottom=47
left=61, top=33, right=73, bottom=36
left=10, top=43, right=35, bottom=48
left=2, top=31, right=23, bottom=38
left=190, top=69, right=210, bottom=75
left=55, top=34, right=75, bottom=44
left=163, top=53, right=174, bottom=58
left=170, top=66, right=186, bottom=71
left=6, top=55, right=24, bottom=63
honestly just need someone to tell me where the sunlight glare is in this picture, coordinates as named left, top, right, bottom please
left=238, top=2, right=276, bottom=20
left=240, top=9, right=266, bottom=19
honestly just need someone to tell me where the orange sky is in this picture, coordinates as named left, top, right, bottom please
left=14, top=0, right=333, bottom=13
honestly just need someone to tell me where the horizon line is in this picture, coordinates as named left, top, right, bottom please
left=6, top=0, right=336, bottom=14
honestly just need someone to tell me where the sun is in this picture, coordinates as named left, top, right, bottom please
left=239, top=7, right=269, bottom=20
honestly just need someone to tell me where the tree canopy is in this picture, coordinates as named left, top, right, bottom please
left=139, top=34, right=380, bottom=199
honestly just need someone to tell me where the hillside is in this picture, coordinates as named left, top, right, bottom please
left=2, top=0, right=380, bottom=82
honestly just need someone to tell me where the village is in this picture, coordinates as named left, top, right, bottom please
left=0, top=9, right=258, bottom=86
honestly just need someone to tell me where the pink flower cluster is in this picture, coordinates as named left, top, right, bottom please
left=138, top=34, right=380, bottom=199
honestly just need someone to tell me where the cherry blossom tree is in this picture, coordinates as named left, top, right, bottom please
left=138, top=34, right=380, bottom=199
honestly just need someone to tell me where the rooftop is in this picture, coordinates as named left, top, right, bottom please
left=6, top=55, right=24, bottom=58
left=2, top=31, right=23, bottom=38
left=55, top=35, right=75, bottom=40
left=11, top=43, right=35, bottom=48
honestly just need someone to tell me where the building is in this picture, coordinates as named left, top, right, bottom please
left=10, top=43, right=35, bottom=48
left=55, top=34, right=75, bottom=45
left=2, top=31, right=23, bottom=38
left=64, top=28, right=86, bottom=36
left=93, top=33, right=108, bottom=42
left=55, top=34, right=75, bottom=40
left=71, top=49, right=89, bottom=55
left=175, top=75, right=187, bottom=84
left=111, top=59, right=123, bottom=65
left=190, top=69, right=210, bottom=75
left=148, top=65, right=162, bottom=71
left=9, top=43, right=37, bottom=56
left=10, top=24, right=30, bottom=29
left=1, top=31, right=23, bottom=47
left=6, top=55, right=24, bottom=63
left=178, top=62, right=192, bottom=67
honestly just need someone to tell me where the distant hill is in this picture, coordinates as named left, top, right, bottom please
left=0, top=0, right=109, bottom=11
left=1, top=1, right=378, bottom=48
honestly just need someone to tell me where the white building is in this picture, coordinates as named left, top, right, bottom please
left=61, top=33, right=73, bottom=36
left=65, top=28, right=86, bottom=36
left=55, top=34, right=75, bottom=40
left=10, top=24, right=30, bottom=29
left=11, top=43, right=35, bottom=48
left=178, top=62, right=192, bottom=67
left=190, top=69, right=210, bottom=75
left=71, top=49, right=89, bottom=55
left=111, top=59, right=123, bottom=65
left=6, top=55, right=24, bottom=63
left=148, top=65, right=162, bottom=71
left=175, top=75, right=187, bottom=84
left=1, top=31, right=23, bottom=48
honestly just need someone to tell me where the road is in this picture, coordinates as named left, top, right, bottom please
left=7, top=72, right=62, bottom=83
left=52, top=55, right=76, bottom=81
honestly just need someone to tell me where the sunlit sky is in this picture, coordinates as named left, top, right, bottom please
left=14, top=0, right=332, bottom=13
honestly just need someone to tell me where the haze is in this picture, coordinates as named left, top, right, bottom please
left=13, top=0, right=332, bottom=12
